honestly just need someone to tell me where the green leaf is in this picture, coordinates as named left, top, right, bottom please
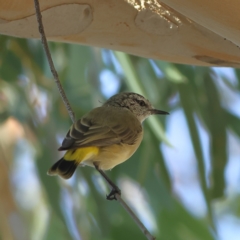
left=155, top=61, right=188, bottom=83
left=224, top=110, right=240, bottom=137
left=203, top=72, right=227, bottom=199
left=178, top=82, right=215, bottom=231
left=0, top=49, right=22, bottom=82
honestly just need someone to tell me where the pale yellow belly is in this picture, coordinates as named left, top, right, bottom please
left=82, top=133, right=143, bottom=170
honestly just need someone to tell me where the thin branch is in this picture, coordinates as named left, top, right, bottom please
left=33, top=0, right=75, bottom=123
left=33, top=1, right=155, bottom=240
left=113, top=191, right=155, bottom=240
left=94, top=165, right=155, bottom=239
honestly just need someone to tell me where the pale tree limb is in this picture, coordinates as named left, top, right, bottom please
left=33, top=1, right=155, bottom=239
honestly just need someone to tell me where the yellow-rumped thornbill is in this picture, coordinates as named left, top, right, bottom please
left=47, top=92, right=169, bottom=198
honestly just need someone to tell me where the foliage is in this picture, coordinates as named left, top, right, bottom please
left=0, top=35, right=240, bottom=240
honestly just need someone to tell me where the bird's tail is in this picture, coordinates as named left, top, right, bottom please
left=47, top=158, right=78, bottom=179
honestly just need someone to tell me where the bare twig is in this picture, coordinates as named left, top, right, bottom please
left=109, top=186, right=155, bottom=240
left=33, top=0, right=75, bottom=123
left=116, top=195, right=156, bottom=240
left=94, top=164, right=155, bottom=239
left=33, top=1, right=155, bottom=240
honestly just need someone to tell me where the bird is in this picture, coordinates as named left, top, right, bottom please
left=47, top=92, right=168, bottom=198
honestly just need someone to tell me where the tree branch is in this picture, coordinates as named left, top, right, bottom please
left=33, top=1, right=155, bottom=239
left=115, top=193, right=155, bottom=240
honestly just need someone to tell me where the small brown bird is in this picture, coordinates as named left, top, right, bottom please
left=47, top=92, right=168, bottom=181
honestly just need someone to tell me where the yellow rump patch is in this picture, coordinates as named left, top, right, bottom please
left=64, top=147, right=99, bottom=164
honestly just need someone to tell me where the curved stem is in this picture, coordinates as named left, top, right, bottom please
left=33, top=0, right=75, bottom=123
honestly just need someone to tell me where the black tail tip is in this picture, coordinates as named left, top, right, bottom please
left=47, top=158, right=78, bottom=179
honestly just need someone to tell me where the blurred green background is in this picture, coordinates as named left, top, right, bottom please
left=0, top=35, right=240, bottom=240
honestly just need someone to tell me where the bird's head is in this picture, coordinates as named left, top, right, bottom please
left=104, top=92, right=169, bottom=122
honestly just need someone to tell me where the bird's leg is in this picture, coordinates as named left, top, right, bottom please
left=93, top=163, right=121, bottom=200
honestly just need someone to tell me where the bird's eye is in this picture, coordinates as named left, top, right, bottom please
left=138, top=100, right=146, bottom=107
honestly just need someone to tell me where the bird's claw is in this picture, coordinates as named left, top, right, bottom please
left=106, top=188, right=121, bottom=201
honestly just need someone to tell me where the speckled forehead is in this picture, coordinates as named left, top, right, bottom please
left=120, top=93, right=145, bottom=103
left=132, top=93, right=151, bottom=104
left=104, top=92, right=150, bottom=106
left=126, top=93, right=147, bottom=100
left=132, top=93, right=144, bottom=98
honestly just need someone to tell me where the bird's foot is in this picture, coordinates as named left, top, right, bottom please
left=106, top=187, right=121, bottom=201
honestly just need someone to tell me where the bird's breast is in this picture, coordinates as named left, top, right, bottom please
left=83, top=131, right=143, bottom=170
left=95, top=131, right=143, bottom=170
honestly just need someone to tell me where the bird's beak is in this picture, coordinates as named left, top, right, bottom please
left=150, top=109, right=169, bottom=115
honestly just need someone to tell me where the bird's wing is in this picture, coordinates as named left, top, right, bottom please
left=59, top=107, right=142, bottom=150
